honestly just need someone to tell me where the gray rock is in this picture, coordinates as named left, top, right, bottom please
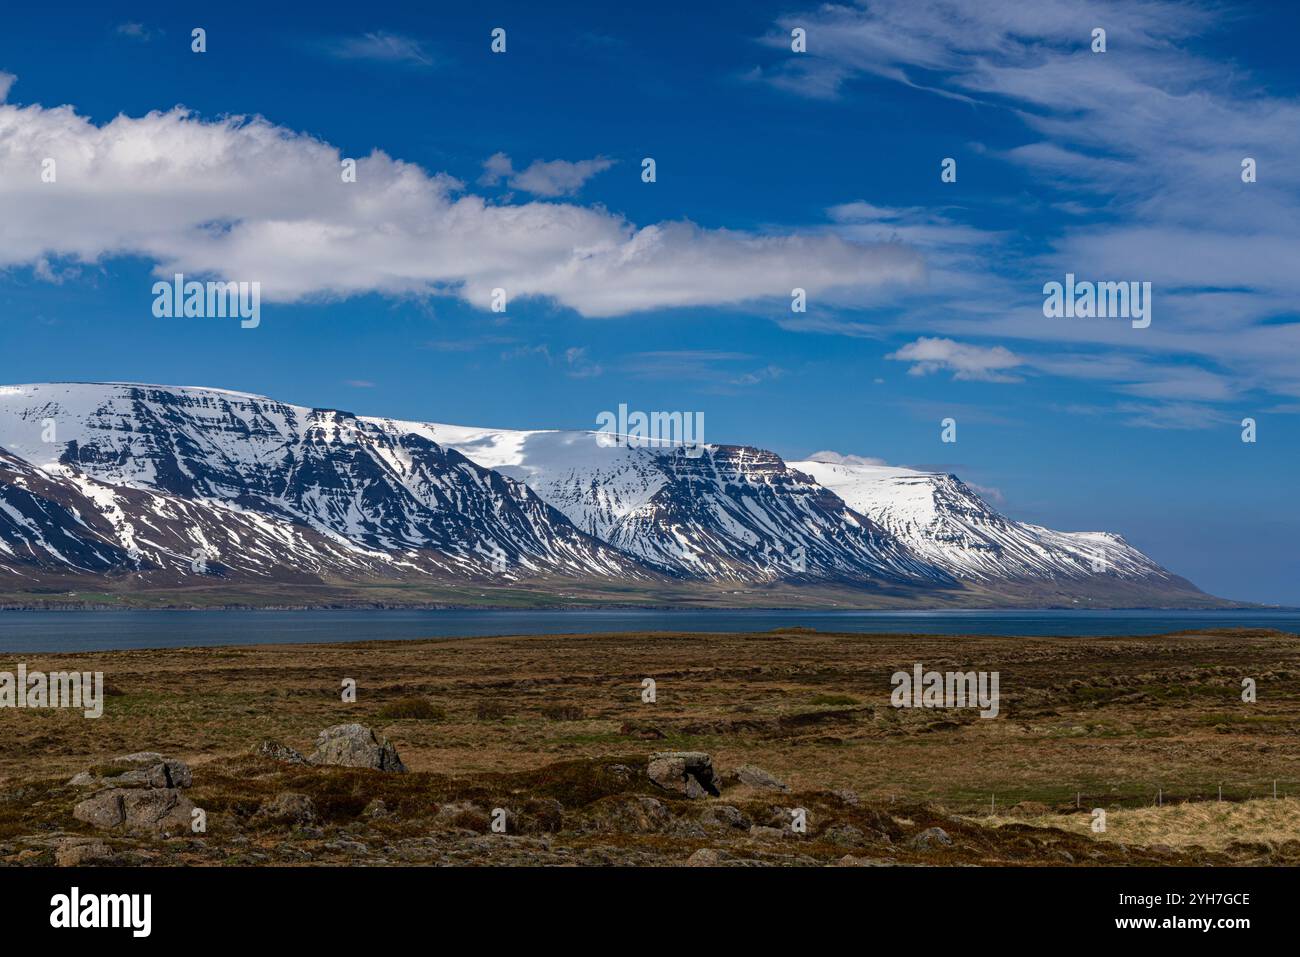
left=252, top=740, right=309, bottom=765
left=647, top=751, right=721, bottom=799
left=734, top=764, right=789, bottom=792
left=68, top=752, right=192, bottom=789
left=121, top=788, right=197, bottom=837
left=748, top=825, right=790, bottom=841
left=255, top=791, right=316, bottom=824
left=73, top=790, right=126, bottom=829
left=55, top=838, right=113, bottom=867
left=908, top=826, right=953, bottom=850
left=74, top=787, right=196, bottom=837
left=116, top=751, right=165, bottom=765
left=308, top=724, right=406, bottom=772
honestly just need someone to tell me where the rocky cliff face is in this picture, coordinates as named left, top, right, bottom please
left=0, top=382, right=1215, bottom=606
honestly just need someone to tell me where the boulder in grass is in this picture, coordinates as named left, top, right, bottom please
left=308, top=723, right=406, bottom=772
left=733, top=764, right=789, bottom=792
left=647, top=752, right=721, bottom=799
left=121, top=788, right=197, bottom=837
left=73, top=790, right=128, bottom=829
left=74, top=787, right=196, bottom=837
left=68, top=752, right=192, bottom=789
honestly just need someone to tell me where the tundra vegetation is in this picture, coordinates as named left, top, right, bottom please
left=1, top=627, right=1296, bottom=867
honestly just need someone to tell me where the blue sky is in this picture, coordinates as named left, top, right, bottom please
left=0, top=0, right=1297, bottom=603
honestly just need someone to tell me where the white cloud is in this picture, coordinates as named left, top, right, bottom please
left=115, top=23, right=158, bottom=42
left=1116, top=402, right=1236, bottom=431
left=327, top=32, right=433, bottom=67
left=563, top=346, right=603, bottom=378
left=0, top=81, right=923, bottom=318
left=966, top=482, right=1006, bottom=506
left=887, top=337, right=1023, bottom=382
left=806, top=450, right=891, bottom=467
left=759, top=0, right=1300, bottom=406
left=480, top=152, right=615, bottom=198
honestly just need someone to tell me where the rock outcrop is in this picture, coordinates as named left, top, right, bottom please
left=308, top=724, right=406, bottom=772
left=73, top=787, right=195, bottom=837
left=647, top=752, right=721, bottom=799
left=733, top=764, right=789, bottom=792
left=69, top=752, right=192, bottom=790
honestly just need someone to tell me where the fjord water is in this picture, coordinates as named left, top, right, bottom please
left=0, top=608, right=1296, bottom=653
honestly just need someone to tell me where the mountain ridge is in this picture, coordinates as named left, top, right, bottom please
left=0, top=382, right=1235, bottom=609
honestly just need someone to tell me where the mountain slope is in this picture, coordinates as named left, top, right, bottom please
left=0, top=382, right=1224, bottom=607
left=792, top=455, right=1209, bottom=604
left=0, top=383, right=655, bottom=587
left=378, top=420, right=951, bottom=588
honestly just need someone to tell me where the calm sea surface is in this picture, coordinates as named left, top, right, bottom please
left=0, top=608, right=1295, bottom=653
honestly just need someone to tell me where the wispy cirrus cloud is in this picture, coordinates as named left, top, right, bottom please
left=114, top=23, right=160, bottom=42
left=619, top=350, right=786, bottom=389
left=325, top=31, right=434, bottom=68
left=757, top=0, right=1300, bottom=410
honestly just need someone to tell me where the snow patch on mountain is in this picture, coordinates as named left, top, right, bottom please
left=793, top=454, right=1172, bottom=583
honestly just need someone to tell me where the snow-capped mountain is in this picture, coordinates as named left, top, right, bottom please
left=0, top=382, right=1220, bottom=607
left=792, top=454, right=1203, bottom=598
left=0, top=383, right=650, bottom=586
left=385, top=421, right=950, bottom=586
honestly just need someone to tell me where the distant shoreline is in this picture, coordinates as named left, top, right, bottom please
left=0, top=600, right=1273, bottom=613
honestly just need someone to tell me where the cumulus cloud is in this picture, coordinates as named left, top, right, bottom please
left=479, top=152, right=615, bottom=198
left=0, top=81, right=923, bottom=317
left=887, top=337, right=1023, bottom=382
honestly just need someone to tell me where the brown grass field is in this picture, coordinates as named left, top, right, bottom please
left=0, top=626, right=1297, bottom=866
